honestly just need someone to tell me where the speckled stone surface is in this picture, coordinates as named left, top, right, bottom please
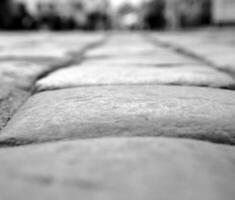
left=1, top=85, right=235, bottom=146
left=0, top=61, right=60, bottom=90
left=35, top=64, right=235, bottom=91
left=0, top=84, right=29, bottom=131
left=1, top=30, right=235, bottom=200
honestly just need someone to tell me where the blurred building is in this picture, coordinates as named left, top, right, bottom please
left=213, top=0, right=235, bottom=24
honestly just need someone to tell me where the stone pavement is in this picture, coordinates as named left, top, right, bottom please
left=0, top=30, right=235, bottom=200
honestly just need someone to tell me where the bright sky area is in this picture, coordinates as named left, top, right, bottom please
left=111, top=0, right=145, bottom=7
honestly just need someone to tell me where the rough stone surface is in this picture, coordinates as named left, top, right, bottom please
left=151, top=31, right=235, bottom=72
left=0, top=45, right=69, bottom=59
left=0, top=30, right=235, bottom=200
left=0, top=61, right=61, bottom=90
left=83, top=54, right=197, bottom=66
left=0, top=84, right=29, bottom=131
left=1, top=85, right=235, bottom=145
left=35, top=64, right=235, bottom=91
left=0, top=32, right=105, bottom=60
left=0, top=138, right=235, bottom=200
left=84, top=44, right=161, bottom=57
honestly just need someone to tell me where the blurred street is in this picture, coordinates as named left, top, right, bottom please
left=1, top=28, right=235, bottom=199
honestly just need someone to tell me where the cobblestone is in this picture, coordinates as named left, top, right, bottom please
left=149, top=30, right=235, bottom=72
left=1, top=30, right=235, bottom=199
left=0, top=84, right=29, bottom=131
left=0, top=138, right=234, bottom=200
left=1, top=85, right=235, bottom=146
left=35, top=64, right=235, bottom=91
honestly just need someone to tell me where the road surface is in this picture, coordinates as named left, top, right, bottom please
left=0, top=29, right=235, bottom=200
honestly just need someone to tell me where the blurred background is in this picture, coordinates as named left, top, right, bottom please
left=0, top=0, right=234, bottom=31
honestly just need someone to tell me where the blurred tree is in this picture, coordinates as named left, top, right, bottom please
left=0, top=0, right=13, bottom=29
left=47, top=3, right=63, bottom=30
left=87, top=11, right=110, bottom=30
left=37, top=2, right=50, bottom=30
left=143, top=0, right=166, bottom=29
left=11, top=2, right=36, bottom=30
left=86, top=0, right=111, bottom=30
left=200, top=0, right=212, bottom=25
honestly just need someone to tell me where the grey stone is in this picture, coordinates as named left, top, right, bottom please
left=0, top=84, right=29, bottom=131
left=151, top=33, right=235, bottom=72
left=35, top=64, right=235, bottom=91
left=0, top=46, right=68, bottom=59
left=83, top=55, right=197, bottom=66
left=0, top=61, right=69, bottom=90
left=84, top=45, right=158, bottom=57
left=0, top=32, right=104, bottom=60
left=1, top=85, right=235, bottom=145
left=0, top=138, right=234, bottom=200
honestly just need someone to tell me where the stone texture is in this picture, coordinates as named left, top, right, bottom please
left=0, top=32, right=105, bottom=60
left=0, top=61, right=64, bottom=90
left=0, top=84, right=29, bottom=131
left=151, top=32, right=235, bottom=72
left=1, top=85, right=235, bottom=146
left=84, top=45, right=159, bottom=57
left=0, top=32, right=106, bottom=90
left=0, top=45, right=68, bottom=59
left=35, top=64, right=235, bottom=91
left=0, top=138, right=235, bottom=200
left=83, top=54, right=197, bottom=66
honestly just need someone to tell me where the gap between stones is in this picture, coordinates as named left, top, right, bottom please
left=0, top=33, right=109, bottom=135
left=31, top=33, right=110, bottom=94
left=2, top=33, right=235, bottom=148
left=143, top=33, right=235, bottom=90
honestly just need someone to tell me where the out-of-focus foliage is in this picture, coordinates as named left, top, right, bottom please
left=0, top=0, right=212, bottom=30
left=0, top=0, right=111, bottom=30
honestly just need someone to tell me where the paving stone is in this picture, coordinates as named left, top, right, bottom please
left=1, top=85, right=235, bottom=145
left=0, top=45, right=70, bottom=59
left=0, top=32, right=105, bottom=61
left=151, top=34, right=235, bottom=71
left=0, top=84, right=29, bottom=131
left=84, top=47, right=158, bottom=57
left=0, top=61, right=69, bottom=90
left=84, top=47, right=190, bottom=59
left=0, top=137, right=234, bottom=200
left=35, top=64, right=235, bottom=91
left=83, top=55, right=198, bottom=66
